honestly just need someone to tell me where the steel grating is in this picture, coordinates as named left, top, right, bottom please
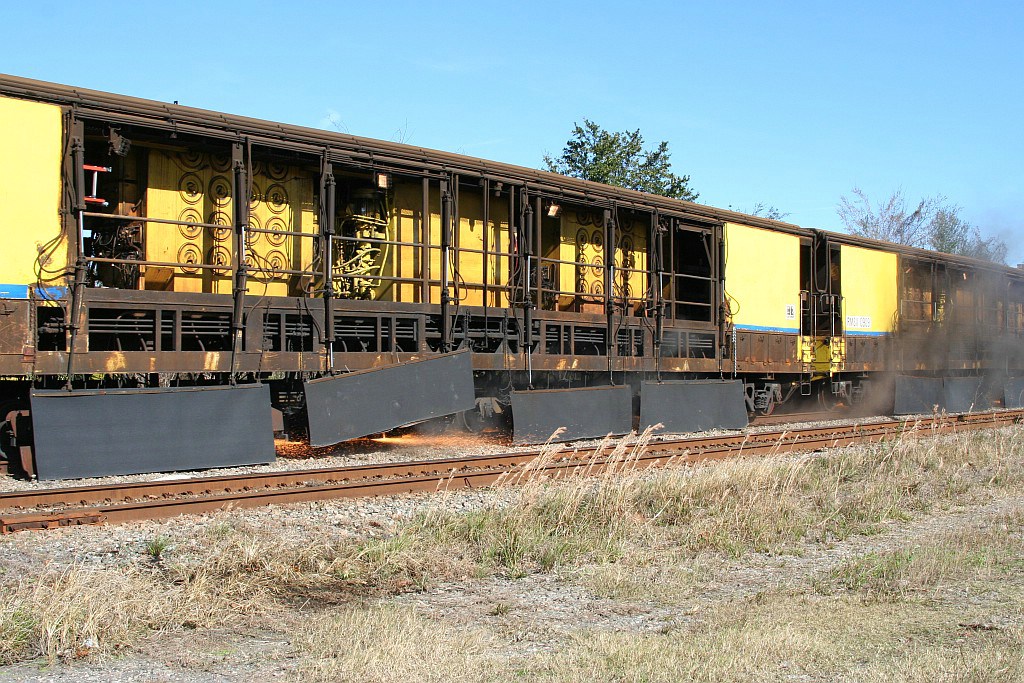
left=303, top=349, right=476, bottom=446
left=29, top=384, right=275, bottom=480
left=639, top=380, right=748, bottom=434
left=511, top=385, right=632, bottom=445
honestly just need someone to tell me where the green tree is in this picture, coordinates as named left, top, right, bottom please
left=836, top=188, right=1007, bottom=264
left=930, top=209, right=1009, bottom=262
left=543, top=120, right=698, bottom=201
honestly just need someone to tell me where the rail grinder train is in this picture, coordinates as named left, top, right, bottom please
left=1, top=74, right=1022, bottom=480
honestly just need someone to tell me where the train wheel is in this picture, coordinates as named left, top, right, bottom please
left=456, top=408, right=489, bottom=433
left=456, top=398, right=507, bottom=434
left=0, top=398, right=22, bottom=474
left=0, top=406, right=33, bottom=478
left=0, top=415, right=12, bottom=474
left=817, top=385, right=840, bottom=412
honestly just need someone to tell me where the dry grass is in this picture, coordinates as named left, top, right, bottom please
left=0, top=517, right=462, bottom=664
left=532, top=594, right=1024, bottom=683
left=583, top=559, right=710, bottom=603
left=285, top=510, right=1024, bottom=683
left=0, top=529, right=299, bottom=664
left=1, top=423, right=1022, bottom=671
left=416, top=424, right=1024, bottom=578
left=821, top=510, right=1024, bottom=599
left=294, top=605, right=500, bottom=683
left=528, top=510, right=1024, bottom=682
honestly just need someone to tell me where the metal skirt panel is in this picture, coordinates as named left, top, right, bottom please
left=942, top=377, right=988, bottom=413
left=511, top=385, right=633, bottom=445
left=639, top=380, right=748, bottom=434
left=893, top=376, right=944, bottom=415
left=29, top=384, right=276, bottom=480
left=303, top=349, right=476, bottom=447
left=1004, top=378, right=1024, bottom=409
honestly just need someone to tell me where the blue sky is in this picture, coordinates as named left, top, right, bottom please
left=4, top=1, right=1022, bottom=260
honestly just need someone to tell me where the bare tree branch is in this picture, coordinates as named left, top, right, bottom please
left=836, top=188, right=1007, bottom=263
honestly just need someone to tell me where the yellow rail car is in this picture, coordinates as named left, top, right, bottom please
left=1, top=74, right=1023, bottom=480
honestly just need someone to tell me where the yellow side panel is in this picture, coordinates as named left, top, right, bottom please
left=249, top=164, right=315, bottom=298
left=145, top=151, right=313, bottom=296
left=0, top=96, right=66, bottom=292
left=555, top=211, right=647, bottom=312
left=387, top=182, right=423, bottom=304
left=558, top=210, right=605, bottom=305
left=485, top=195, right=510, bottom=308
left=145, top=150, right=209, bottom=292
left=419, top=188, right=508, bottom=307
left=613, top=218, right=647, bottom=309
left=839, top=244, right=897, bottom=335
left=455, top=193, right=486, bottom=307
left=725, top=222, right=800, bottom=333
left=452, top=191, right=509, bottom=308
left=428, top=193, right=442, bottom=305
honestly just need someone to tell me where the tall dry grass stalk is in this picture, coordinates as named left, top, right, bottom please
left=418, top=424, right=1024, bottom=572
left=2, top=424, right=1021, bottom=666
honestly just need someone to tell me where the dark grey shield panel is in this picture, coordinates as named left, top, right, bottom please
left=893, top=375, right=943, bottom=415
left=29, top=384, right=275, bottom=480
left=511, top=385, right=632, bottom=445
left=1005, top=378, right=1024, bottom=409
left=639, top=380, right=748, bottom=434
left=304, top=349, right=476, bottom=446
left=942, top=377, right=988, bottom=413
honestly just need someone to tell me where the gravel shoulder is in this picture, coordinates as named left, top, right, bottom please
left=3, top=491, right=1019, bottom=682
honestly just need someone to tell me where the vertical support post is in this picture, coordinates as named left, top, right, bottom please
left=64, top=123, right=87, bottom=391
left=507, top=185, right=516, bottom=287
left=520, top=189, right=534, bottom=387
left=452, top=174, right=460, bottom=278
left=668, top=217, right=676, bottom=323
left=420, top=177, right=430, bottom=308
left=534, top=196, right=543, bottom=308
left=482, top=178, right=490, bottom=315
left=321, top=158, right=337, bottom=373
left=718, top=225, right=728, bottom=376
left=452, top=174, right=461, bottom=346
left=651, top=210, right=663, bottom=382
left=604, top=208, right=615, bottom=368
left=439, top=178, right=453, bottom=352
left=228, top=142, right=249, bottom=384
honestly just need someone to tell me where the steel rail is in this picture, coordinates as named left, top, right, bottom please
left=1, top=410, right=1020, bottom=534
left=0, top=414, right=930, bottom=509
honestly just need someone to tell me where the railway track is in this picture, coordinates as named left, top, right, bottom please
left=2, top=410, right=1021, bottom=534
